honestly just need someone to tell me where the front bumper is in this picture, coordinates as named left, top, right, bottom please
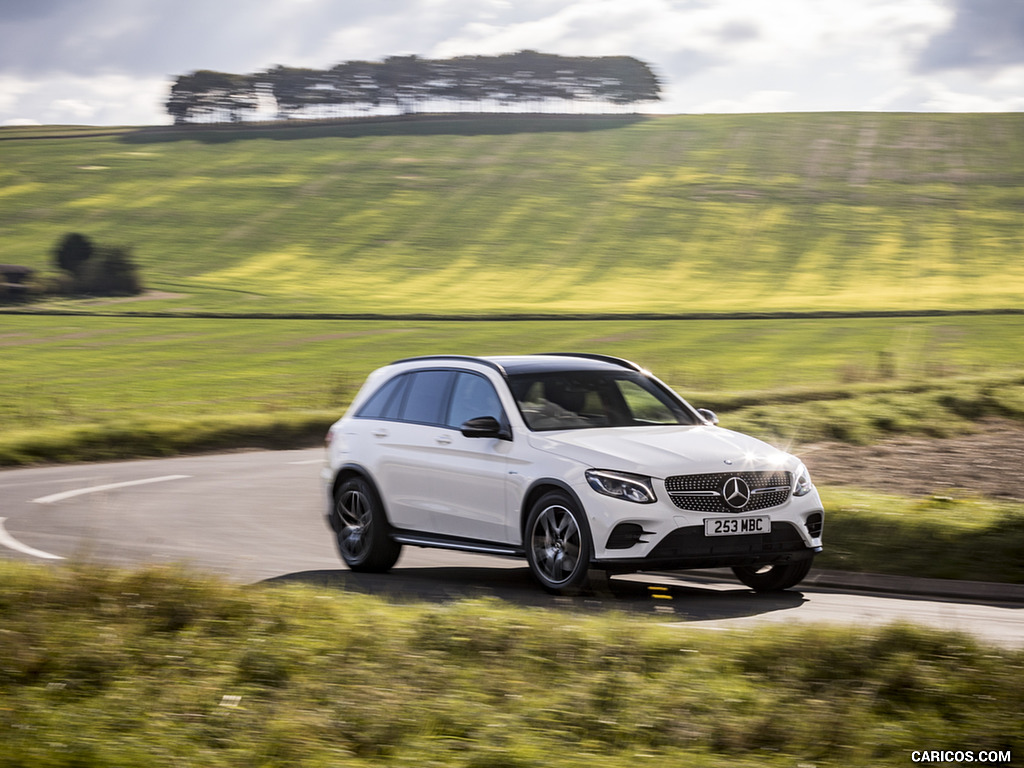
left=595, top=522, right=820, bottom=573
left=581, top=478, right=824, bottom=571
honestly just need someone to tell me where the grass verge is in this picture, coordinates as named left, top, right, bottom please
left=0, top=410, right=335, bottom=466
left=721, top=373, right=1024, bottom=446
left=1, top=561, right=1020, bottom=767
left=818, top=488, right=1024, bottom=583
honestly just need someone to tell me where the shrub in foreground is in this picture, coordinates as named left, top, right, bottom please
left=0, top=562, right=1021, bottom=767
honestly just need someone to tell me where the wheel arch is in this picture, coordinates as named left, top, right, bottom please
left=331, top=463, right=391, bottom=523
left=519, top=478, right=588, bottom=543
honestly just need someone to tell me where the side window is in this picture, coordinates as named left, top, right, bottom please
left=616, top=379, right=678, bottom=424
left=446, top=372, right=505, bottom=428
left=400, top=370, right=455, bottom=426
left=355, top=373, right=408, bottom=420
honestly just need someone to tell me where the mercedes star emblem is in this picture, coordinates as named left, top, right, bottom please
left=722, top=476, right=751, bottom=509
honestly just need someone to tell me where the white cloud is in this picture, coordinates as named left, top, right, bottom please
left=0, top=75, right=32, bottom=112
left=50, top=98, right=96, bottom=119
left=0, top=73, right=170, bottom=126
left=691, top=89, right=796, bottom=114
left=429, top=0, right=950, bottom=69
left=432, top=0, right=691, bottom=59
left=921, top=71, right=1024, bottom=112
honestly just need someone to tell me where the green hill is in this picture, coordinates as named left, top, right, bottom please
left=2, top=113, right=1023, bottom=315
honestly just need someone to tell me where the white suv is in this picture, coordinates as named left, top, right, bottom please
left=323, top=354, right=823, bottom=594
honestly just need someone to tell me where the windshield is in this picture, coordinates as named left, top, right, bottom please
left=508, top=370, right=699, bottom=431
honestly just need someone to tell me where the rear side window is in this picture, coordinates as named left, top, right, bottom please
left=355, top=374, right=409, bottom=420
left=400, top=370, right=455, bottom=425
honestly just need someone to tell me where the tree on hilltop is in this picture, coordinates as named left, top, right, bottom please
left=265, top=66, right=340, bottom=118
left=166, top=70, right=261, bottom=124
left=166, top=52, right=662, bottom=123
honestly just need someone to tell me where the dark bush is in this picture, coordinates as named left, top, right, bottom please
left=54, top=232, right=94, bottom=276
left=77, top=245, right=143, bottom=296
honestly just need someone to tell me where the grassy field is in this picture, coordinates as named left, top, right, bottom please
left=2, top=313, right=1024, bottom=463
left=1, top=561, right=1020, bottom=767
left=2, top=113, right=1024, bottom=315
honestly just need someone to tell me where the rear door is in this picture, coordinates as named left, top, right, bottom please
left=428, top=371, right=511, bottom=542
left=369, top=369, right=455, bottom=533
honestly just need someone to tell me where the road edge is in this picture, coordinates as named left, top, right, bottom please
left=804, top=568, right=1024, bottom=603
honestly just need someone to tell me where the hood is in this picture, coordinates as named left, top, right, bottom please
left=527, top=424, right=799, bottom=478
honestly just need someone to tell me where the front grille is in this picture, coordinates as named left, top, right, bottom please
left=665, top=471, right=792, bottom=514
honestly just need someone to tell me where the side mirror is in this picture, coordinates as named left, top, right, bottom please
left=460, top=416, right=510, bottom=440
left=697, top=408, right=719, bottom=425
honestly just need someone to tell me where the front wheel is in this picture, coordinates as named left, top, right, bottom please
left=732, top=559, right=813, bottom=592
left=333, top=476, right=401, bottom=573
left=525, top=491, right=592, bottom=595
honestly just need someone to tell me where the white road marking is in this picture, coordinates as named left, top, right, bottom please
left=287, top=459, right=324, bottom=466
left=32, top=475, right=191, bottom=504
left=0, top=517, right=64, bottom=560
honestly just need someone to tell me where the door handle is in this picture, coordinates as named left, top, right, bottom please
left=373, top=429, right=389, bottom=438
left=436, top=434, right=452, bottom=445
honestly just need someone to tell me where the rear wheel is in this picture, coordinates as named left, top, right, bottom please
left=333, top=476, right=401, bottom=573
left=732, top=559, right=813, bottom=592
left=525, top=491, right=592, bottom=595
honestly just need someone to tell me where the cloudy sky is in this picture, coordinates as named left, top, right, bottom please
left=1, top=0, right=1022, bottom=126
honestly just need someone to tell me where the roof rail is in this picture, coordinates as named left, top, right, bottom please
left=537, top=353, right=644, bottom=372
left=388, top=355, right=508, bottom=377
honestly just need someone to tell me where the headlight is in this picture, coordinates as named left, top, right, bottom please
left=586, top=469, right=656, bottom=504
left=793, top=463, right=814, bottom=497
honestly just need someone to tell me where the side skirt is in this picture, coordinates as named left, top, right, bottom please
left=391, top=529, right=525, bottom=559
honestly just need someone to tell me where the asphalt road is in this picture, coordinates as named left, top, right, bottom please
left=2, top=448, right=1022, bottom=647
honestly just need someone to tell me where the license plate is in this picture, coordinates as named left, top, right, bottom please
left=704, top=516, right=770, bottom=536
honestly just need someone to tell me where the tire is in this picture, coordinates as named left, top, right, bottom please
left=732, top=558, right=813, bottom=592
left=525, top=491, right=592, bottom=595
left=332, top=476, right=401, bottom=573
